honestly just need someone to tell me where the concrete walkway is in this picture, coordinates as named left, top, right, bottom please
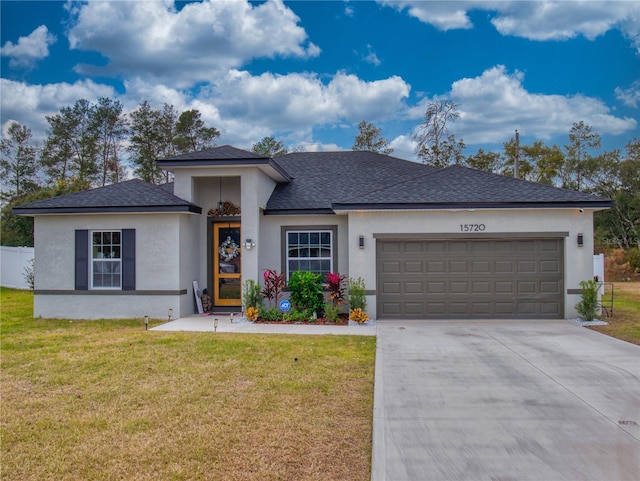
left=151, top=313, right=377, bottom=336
left=372, top=320, right=640, bottom=481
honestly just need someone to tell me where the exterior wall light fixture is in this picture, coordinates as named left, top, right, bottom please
left=359, top=235, right=365, bottom=249
left=577, top=233, right=584, bottom=247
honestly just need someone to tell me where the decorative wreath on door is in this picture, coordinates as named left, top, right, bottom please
left=219, top=236, right=240, bottom=261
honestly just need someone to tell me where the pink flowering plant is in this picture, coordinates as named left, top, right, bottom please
left=326, top=272, right=347, bottom=307
left=261, top=269, right=286, bottom=307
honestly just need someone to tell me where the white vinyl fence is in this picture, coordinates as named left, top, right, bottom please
left=0, top=246, right=34, bottom=289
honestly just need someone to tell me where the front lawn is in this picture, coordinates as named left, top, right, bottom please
left=0, top=288, right=376, bottom=481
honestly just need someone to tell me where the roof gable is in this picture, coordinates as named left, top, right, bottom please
left=156, top=144, right=291, bottom=182
left=13, top=179, right=202, bottom=215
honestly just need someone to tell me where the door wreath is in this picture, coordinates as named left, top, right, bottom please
left=219, top=236, right=240, bottom=261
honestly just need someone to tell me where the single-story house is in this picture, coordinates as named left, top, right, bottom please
left=14, top=145, right=613, bottom=320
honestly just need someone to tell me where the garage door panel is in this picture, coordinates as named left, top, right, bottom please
left=540, top=260, right=561, bottom=273
left=405, top=282, right=423, bottom=294
left=381, top=282, right=401, bottom=294
left=426, top=261, right=445, bottom=273
left=472, top=260, right=491, bottom=273
left=495, top=281, right=514, bottom=293
left=404, top=242, right=424, bottom=254
left=404, top=261, right=423, bottom=273
left=450, top=260, right=468, bottom=273
left=472, top=281, right=491, bottom=294
left=495, top=260, right=515, bottom=273
left=449, top=281, right=469, bottom=293
left=517, top=260, right=537, bottom=273
left=377, top=238, right=564, bottom=319
left=381, top=260, right=401, bottom=273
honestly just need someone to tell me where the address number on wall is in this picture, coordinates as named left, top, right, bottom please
left=460, top=224, right=486, bottom=232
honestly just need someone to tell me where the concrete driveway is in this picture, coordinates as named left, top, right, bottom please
left=372, top=320, right=640, bottom=481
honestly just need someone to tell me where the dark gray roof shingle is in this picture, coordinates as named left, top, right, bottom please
left=13, top=179, right=202, bottom=215
left=331, top=164, right=613, bottom=210
left=159, top=145, right=268, bottom=161
left=265, top=152, right=612, bottom=213
left=266, top=151, right=438, bottom=213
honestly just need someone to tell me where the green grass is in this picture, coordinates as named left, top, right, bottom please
left=589, top=282, right=640, bottom=345
left=1, top=287, right=376, bottom=481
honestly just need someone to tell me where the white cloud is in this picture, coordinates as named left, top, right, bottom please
left=0, top=79, right=117, bottom=141
left=1, top=25, right=56, bottom=69
left=67, top=0, right=320, bottom=88
left=388, top=134, right=418, bottom=161
left=379, top=0, right=475, bottom=30
left=615, top=80, right=640, bottom=108
left=194, top=69, right=410, bottom=145
left=364, top=44, right=381, bottom=66
left=379, top=1, right=640, bottom=49
left=431, top=65, right=638, bottom=144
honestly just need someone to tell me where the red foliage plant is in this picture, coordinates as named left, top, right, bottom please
left=326, top=272, right=347, bottom=307
left=261, top=269, right=286, bottom=307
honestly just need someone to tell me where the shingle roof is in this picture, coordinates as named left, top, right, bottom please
left=331, top=164, right=613, bottom=210
left=160, top=145, right=268, bottom=161
left=265, top=152, right=612, bottom=213
left=265, top=151, right=438, bottom=213
left=13, top=179, right=202, bottom=215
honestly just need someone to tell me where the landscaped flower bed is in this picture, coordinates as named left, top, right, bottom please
left=240, top=271, right=370, bottom=325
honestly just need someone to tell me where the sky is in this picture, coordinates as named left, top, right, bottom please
left=1, top=0, right=639, bottom=162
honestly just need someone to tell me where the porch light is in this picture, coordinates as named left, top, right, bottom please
left=359, top=235, right=365, bottom=249
left=144, top=315, right=149, bottom=330
left=168, top=308, right=173, bottom=322
left=243, top=239, right=256, bottom=250
left=577, top=233, right=584, bottom=247
left=214, top=318, right=219, bottom=332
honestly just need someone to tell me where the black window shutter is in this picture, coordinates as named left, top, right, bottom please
left=122, top=229, right=136, bottom=291
left=75, top=230, right=89, bottom=290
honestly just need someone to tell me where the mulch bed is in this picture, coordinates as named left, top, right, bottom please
left=254, top=314, right=349, bottom=325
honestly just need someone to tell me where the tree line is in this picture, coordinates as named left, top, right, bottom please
left=1, top=98, right=638, bottom=263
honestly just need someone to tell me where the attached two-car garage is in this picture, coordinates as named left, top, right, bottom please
left=376, top=236, right=565, bottom=319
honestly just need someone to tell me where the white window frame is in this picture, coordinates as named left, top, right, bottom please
left=90, top=230, right=122, bottom=289
left=285, top=229, right=334, bottom=280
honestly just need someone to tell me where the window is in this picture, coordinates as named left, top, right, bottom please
left=286, top=229, right=333, bottom=279
left=91, top=231, right=121, bottom=288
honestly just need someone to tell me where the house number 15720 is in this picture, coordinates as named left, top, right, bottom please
left=460, top=224, right=486, bottom=232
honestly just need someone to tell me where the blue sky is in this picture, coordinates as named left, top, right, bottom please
left=1, top=0, right=638, bottom=161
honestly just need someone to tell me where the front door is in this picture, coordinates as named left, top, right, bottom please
left=213, top=222, right=242, bottom=307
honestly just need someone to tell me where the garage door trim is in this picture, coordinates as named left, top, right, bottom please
left=374, top=231, right=569, bottom=240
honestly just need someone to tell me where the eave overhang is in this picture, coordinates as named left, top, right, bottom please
left=331, top=200, right=615, bottom=212
left=13, top=204, right=203, bottom=216
left=156, top=158, right=292, bottom=183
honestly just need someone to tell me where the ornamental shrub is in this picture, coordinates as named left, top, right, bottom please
left=326, top=272, right=347, bottom=307
left=242, top=279, right=262, bottom=310
left=324, top=303, right=341, bottom=323
left=575, top=279, right=600, bottom=322
left=259, top=306, right=282, bottom=322
left=288, top=271, right=324, bottom=317
left=261, top=269, right=286, bottom=307
left=348, top=277, right=367, bottom=311
left=349, top=307, right=369, bottom=324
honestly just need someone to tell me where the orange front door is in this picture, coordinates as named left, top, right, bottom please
left=213, top=222, right=242, bottom=306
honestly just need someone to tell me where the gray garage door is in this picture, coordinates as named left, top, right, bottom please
left=377, top=238, right=564, bottom=319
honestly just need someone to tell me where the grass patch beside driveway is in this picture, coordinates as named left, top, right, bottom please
left=589, top=282, right=640, bottom=345
left=1, top=288, right=376, bottom=481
